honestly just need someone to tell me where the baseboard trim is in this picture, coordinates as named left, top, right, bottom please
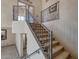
left=1, top=44, right=16, bottom=48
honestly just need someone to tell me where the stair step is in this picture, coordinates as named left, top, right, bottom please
left=34, top=30, right=47, bottom=32
left=53, top=46, right=64, bottom=57
left=54, top=51, right=70, bottom=59
left=44, top=42, right=49, bottom=47
left=41, top=42, right=49, bottom=47
left=40, top=40, right=48, bottom=44
left=53, top=41, right=59, bottom=46
left=32, top=28, right=45, bottom=30
left=37, top=34, right=48, bottom=37
left=31, top=24, right=41, bottom=26
left=32, top=24, right=41, bottom=26
left=37, top=33, right=48, bottom=35
left=31, top=26, right=43, bottom=28
left=39, top=37, right=49, bottom=41
left=36, top=32, right=48, bottom=34
left=41, top=40, right=56, bottom=48
left=52, top=37, right=55, bottom=40
left=34, top=31, right=48, bottom=33
left=37, top=35, right=48, bottom=38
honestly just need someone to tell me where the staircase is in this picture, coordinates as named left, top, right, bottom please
left=13, top=3, right=73, bottom=59
left=30, top=23, right=72, bottom=59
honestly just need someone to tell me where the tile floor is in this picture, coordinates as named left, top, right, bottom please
left=1, top=45, right=21, bottom=59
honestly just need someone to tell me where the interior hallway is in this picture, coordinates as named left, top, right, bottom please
left=1, top=45, right=20, bottom=59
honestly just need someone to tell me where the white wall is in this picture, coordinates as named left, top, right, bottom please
left=16, top=34, right=23, bottom=57
left=21, top=34, right=26, bottom=49
left=12, top=21, right=26, bottom=57
left=42, top=0, right=78, bottom=58
left=12, top=21, right=27, bottom=33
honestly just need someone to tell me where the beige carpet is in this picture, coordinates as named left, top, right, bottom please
left=1, top=45, right=20, bottom=59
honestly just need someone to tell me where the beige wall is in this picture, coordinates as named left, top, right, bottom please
left=42, top=0, right=78, bottom=58
left=1, top=27, right=16, bottom=46
left=30, top=0, right=42, bottom=22
left=1, top=0, right=17, bottom=46
left=19, top=0, right=42, bottom=22
left=1, top=0, right=17, bottom=27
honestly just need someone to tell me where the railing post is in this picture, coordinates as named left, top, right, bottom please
left=49, top=31, right=52, bottom=59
